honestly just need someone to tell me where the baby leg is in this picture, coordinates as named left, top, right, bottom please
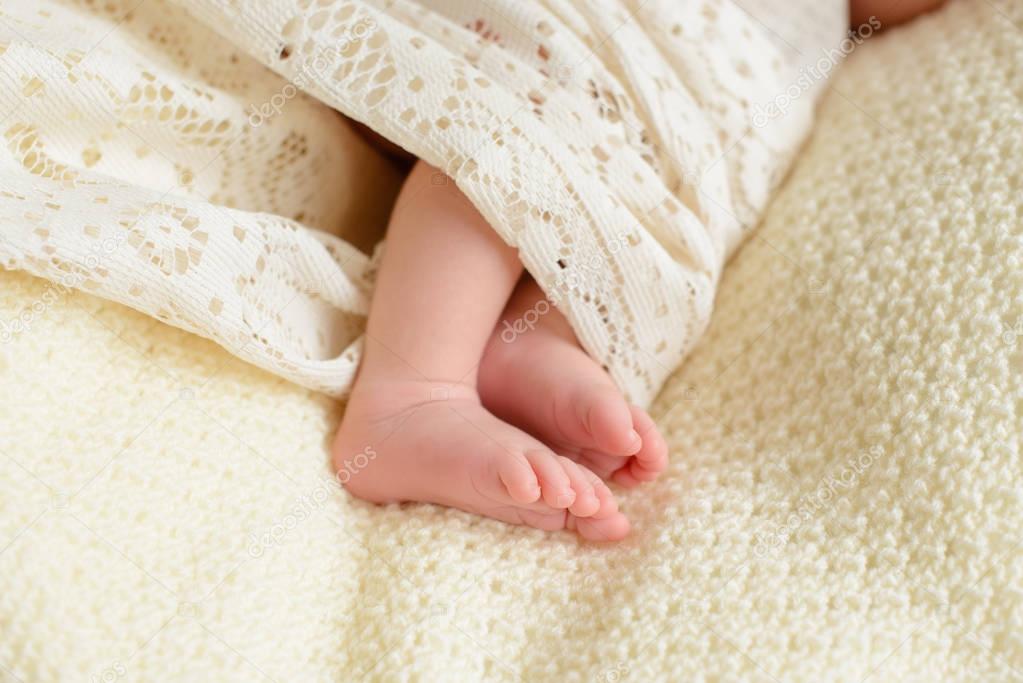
left=333, top=161, right=629, bottom=540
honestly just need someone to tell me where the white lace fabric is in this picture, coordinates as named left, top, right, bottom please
left=0, top=0, right=845, bottom=407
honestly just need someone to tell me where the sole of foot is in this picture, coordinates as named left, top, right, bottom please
left=333, top=380, right=631, bottom=541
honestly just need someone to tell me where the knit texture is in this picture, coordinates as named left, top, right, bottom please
left=1, top=0, right=1022, bottom=681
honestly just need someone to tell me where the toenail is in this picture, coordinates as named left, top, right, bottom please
left=556, top=492, right=575, bottom=507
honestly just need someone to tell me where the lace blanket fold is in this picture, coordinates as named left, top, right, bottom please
left=0, top=0, right=845, bottom=407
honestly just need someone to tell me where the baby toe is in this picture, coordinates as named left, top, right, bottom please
left=625, top=458, right=662, bottom=483
left=611, top=465, right=645, bottom=488
left=582, top=387, right=641, bottom=456
left=526, top=450, right=575, bottom=508
left=558, top=457, right=600, bottom=517
left=516, top=507, right=569, bottom=532
left=629, top=405, right=669, bottom=477
left=569, top=447, right=629, bottom=480
left=497, top=452, right=542, bottom=504
left=587, top=476, right=620, bottom=520
left=572, top=510, right=631, bottom=542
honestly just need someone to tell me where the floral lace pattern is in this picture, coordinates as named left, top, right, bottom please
left=0, top=0, right=844, bottom=407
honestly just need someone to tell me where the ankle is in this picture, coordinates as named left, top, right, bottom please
left=358, top=347, right=480, bottom=395
left=351, top=372, right=479, bottom=404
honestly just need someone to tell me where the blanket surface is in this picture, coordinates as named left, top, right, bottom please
left=2, top=0, right=1023, bottom=681
left=0, top=0, right=844, bottom=407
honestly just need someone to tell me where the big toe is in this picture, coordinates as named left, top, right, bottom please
left=572, top=385, right=641, bottom=456
left=496, top=451, right=543, bottom=504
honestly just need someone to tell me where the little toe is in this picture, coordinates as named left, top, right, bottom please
left=514, top=507, right=569, bottom=532
left=497, top=452, right=542, bottom=504
left=526, top=450, right=575, bottom=508
left=623, top=456, right=662, bottom=484
left=562, top=447, right=629, bottom=480
left=611, top=465, right=645, bottom=488
left=570, top=511, right=631, bottom=542
left=609, top=455, right=662, bottom=494
left=558, top=457, right=600, bottom=517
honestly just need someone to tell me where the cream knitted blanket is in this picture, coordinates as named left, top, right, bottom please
left=0, top=0, right=845, bottom=408
left=2, top=1, right=1021, bottom=681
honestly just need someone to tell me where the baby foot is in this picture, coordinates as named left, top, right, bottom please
left=479, top=293, right=668, bottom=487
left=332, top=379, right=630, bottom=541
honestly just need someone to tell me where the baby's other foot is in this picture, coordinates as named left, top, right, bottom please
left=479, top=281, right=668, bottom=487
left=332, top=380, right=630, bottom=541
